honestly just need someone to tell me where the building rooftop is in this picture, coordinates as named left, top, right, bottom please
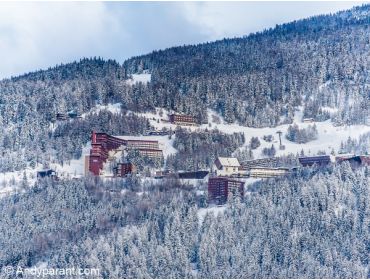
left=217, top=157, right=240, bottom=167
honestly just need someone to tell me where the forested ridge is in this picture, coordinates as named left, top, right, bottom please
left=1, top=5, right=370, bottom=172
left=1, top=4, right=370, bottom=278
left=0, top=164, right=369, bottom=278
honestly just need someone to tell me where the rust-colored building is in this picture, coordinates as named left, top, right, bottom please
left=114, top=162, right=137, bottom=177
left=88, top=131, right=162, bottom=176
left=208, top=177, right=245, bottom=205
left=169, top=114, right=196, bottom=126
left=336, top=155, right=370, bottom=168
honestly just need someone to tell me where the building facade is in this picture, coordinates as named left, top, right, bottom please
left=241, top=157, right=278, bottom=170
left=126, top=139, right=159, bottom=150
left=114, top=162, right=137, bottom=177
left=169, top=114, right=196, bottom=126
left=137, top=148, right=163, bottom=159
left=208, top=177, right=245, bottom=205
left=249, top=167, right=291, bottom=178
left=298, top=155, right=331, bottom=167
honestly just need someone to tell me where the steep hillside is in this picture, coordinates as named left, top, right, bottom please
left=1, top=5, right=370, bottom=173
left=123, top=4, right=370, bottom=126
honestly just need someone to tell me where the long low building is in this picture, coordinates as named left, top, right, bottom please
left=298, top=155, right=331, bottom=167
left=249, top=167, right=293, bottom=178
left=169, top=113, right=196, bottom=126
left=241, top=157, right=278, bottom=170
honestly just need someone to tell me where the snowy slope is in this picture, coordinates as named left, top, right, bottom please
left=134, top=107, right=370, bottom=158
left=126, top=73, right=151, bottom=85
left=49, top=142, right=91, bottom=179
left=40, top=105, right=370, bottom=181
left=197, top=206, right=226, bottom=224
left=81, top=103, right=122, bottom=118
left=4, top=103, right=367, bottom=195
left=0, top=168, right=38, bottom=198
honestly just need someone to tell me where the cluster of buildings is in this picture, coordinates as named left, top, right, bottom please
left=43, top=109, right=370, bottom=207
left=299, top=154, right=370, bottom=169
left=214, top=156, right=296, bottom=179
left=208, top=156, right=295, bottom=205
left=85, top=131, right=163, bottom=176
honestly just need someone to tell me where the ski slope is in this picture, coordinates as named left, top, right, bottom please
left=126, top=73, right=151, bottom=85
left=135, top=107, right=370, bottom=158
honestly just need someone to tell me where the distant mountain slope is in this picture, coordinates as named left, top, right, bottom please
left=123, top=4, right=370, bottom=126
left=1, top=4, right=370, bottom=172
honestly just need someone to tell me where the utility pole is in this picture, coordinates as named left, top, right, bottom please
left=276, top=130, right=284, bottom=150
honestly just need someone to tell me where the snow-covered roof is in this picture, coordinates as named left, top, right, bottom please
left=217, top=157, right=240, bottom=167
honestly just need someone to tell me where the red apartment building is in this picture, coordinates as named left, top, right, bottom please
left=88, top=131, right=163, bottom=176
left=208, top=177, right=245, bottom=205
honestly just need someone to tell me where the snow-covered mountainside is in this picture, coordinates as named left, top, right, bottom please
left=2, top=4, right=370, bottom=278
left=134, top=106, right=370, bottom=158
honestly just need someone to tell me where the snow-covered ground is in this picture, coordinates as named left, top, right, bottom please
left=81, top=103, right=122, bottom=118
left=126, top=73, right=151, bottom=85
left=3, top=103, right=370, bottom=198
left=197, top=205, right=226, bottom=224
left=134, top=107, right=370, bottom=158
left=87, top=104, right=370, bottom=169
left=49, top=142, right=91, bottom=179
left=0, top=167, right=39, bottom=198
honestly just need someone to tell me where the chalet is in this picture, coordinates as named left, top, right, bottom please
left=303, top=118, right=315, bottom=123
left=169, top=114, right=196, bottom=126
left=114, top=162, right=137, bottom=177
left=214, top=157, right=241, bottom=176
left=37, top=169, right=57, bottom=179
left=360, top=155, right=370, bottom=165
left=299, top=155, right=331, bottom=167
left=249, top=167, right=292, bottom=178
left=208, top=177, right=245, bottom=205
